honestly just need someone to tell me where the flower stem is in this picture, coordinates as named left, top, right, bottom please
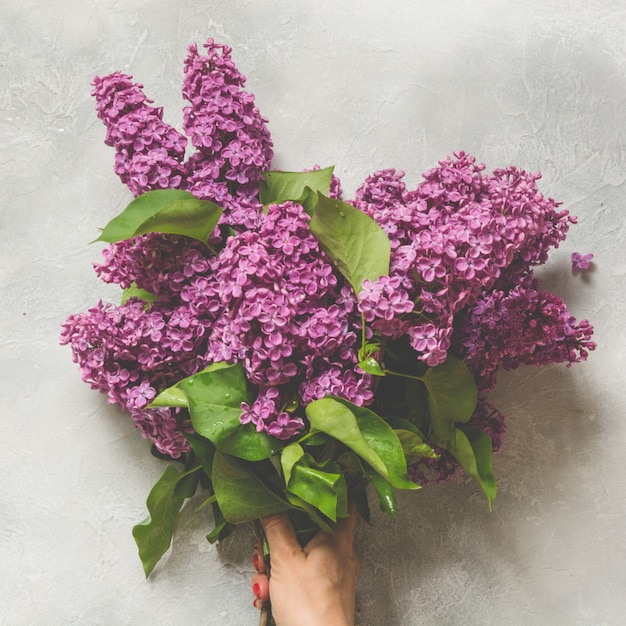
left=383, top=368, right=424, bottom=382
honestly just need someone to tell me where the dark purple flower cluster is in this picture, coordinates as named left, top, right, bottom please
left=453, top=274, right=596, bottom=391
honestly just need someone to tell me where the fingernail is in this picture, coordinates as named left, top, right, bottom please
left=252, top=583, right=261, bottom=599
left=252, top=553, right=260, bottom=571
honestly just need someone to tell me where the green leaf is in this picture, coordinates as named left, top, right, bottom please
left=132, top=465, right=200, bottom=577
left=94, top=189, right=223, bottom=245
left=149, top=386, right=189, bottom=408
left=305, top=397, right=418, bottom=491
left=175, top=364, right=279, bottom=461
left=194, top=494, right=217, bottom=512
left=451, top=425, right=497, bottom=509
left=384, top=415, right=426, bottom=440
left=403, top=378, right=430, bottom=433
left=285, top=494, right=335, bottom=534
left=368, top=472, right=398, bottom=517
left=121, top=283, right=157, bottom=306
left=290, top=464, right=346, bottom=522
left=282, top=446, right=348, bottom=522
left=259, top=167, right=334, bottom=214
left=184, top=432, right=216, bottom=479
left=281, top=442, right=305, bottom=485
left=358, top=357, right=386, bottom=376
left=206, top=503, right=235, bottom=544
left=309, top=193, right=391, bottom=294
left=148, top=362, right=235, bottom=409
left=422, top=357, right=478, bottom=448
left=212, top=452, right=290, bottom=524
left=395, top=429, right=438, bottom=462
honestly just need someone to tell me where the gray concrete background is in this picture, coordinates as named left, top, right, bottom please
left=1, top=1, right=624, bottom=624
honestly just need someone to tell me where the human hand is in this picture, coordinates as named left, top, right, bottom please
left=251, top=505, right=360, bottom=626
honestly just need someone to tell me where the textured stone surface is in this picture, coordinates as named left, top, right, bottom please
left=1, top=1, right=624, bottom=624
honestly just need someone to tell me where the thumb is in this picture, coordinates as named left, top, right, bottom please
left=261, top=512, right=301, bottom=558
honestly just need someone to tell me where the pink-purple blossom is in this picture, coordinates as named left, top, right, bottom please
left=572, top=252, right=594, bottom=271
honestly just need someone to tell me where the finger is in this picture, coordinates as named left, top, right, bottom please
left=310, top=501, right=356, bottom=553
left=261, top=512, right=301, bottom=557
left=334, top=500, right=358, bottom=539
left=251, top=572, right=270, bottom=602
left=252, top=547, right=266, bottom=573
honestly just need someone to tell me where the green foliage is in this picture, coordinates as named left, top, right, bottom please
left=132, top=464, right=201, bottom=577
left=212, top=452, right=291, bottom=524
left=422, top=357, right=478, bottom=428
left=368, top=473, right=398, bottom=516
left=450, top=425, right=497, bottom=508
left=259, top=166, right=334, bottom=214
left=281, top=443, right=348, bottom=522
left=94, top=189, right=222, bottom=245
left=306, top=397, right=418, bottom=491
left=149, top=386, right=189, bottom=408
left=309, top=194, right=390, bottom=294
left=151, top=363, right=279, bottom=461
left=120, top=283, right=157, bottom=306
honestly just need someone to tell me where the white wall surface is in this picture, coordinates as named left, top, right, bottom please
left=1, top=1, right=625, bottom=625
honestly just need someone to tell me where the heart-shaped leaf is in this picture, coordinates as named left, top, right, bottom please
left=94, top=189, right=222, bottom=245
left=212, top=452, right=290, bottom=524
left=259, top=166, right=334, bottom=214
left=305, top=397, right=418, bottom=490
left=309, top=194, right=390, bottom=294
left=132, top=464, right=200, bottom=577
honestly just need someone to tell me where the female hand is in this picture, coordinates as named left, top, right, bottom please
left=251, top=505, right=360, bottom=626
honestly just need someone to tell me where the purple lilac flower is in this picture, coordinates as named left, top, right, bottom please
left=92, top=72, right=188, bottom=196
left=203, top=200, right=371, bottom=437
left=181, top=39, right=273, bottom=226
left=353, top=152, right=580, bottom=368
left=59, top=299, right=199, bottom=457
left=572, top=252, right=594, bottom=271
left=452, top=273, right=596, bottom=391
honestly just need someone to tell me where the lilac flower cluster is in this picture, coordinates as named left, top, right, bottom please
left=182, top=39, right=273, bottom=229
left=92, top=72, right=188, bottom=196
left=92, top=40, right=272, bottom=222
left=202, top=201, right=371, bottom=439
left=453, top=274, right=596, bottom=391
left=353, top=152, right=591, bottom=375
left=60, top=299, right=197, bottom=456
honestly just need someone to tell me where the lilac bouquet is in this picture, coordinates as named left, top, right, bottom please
left=61, top=39, right=595, bottom=581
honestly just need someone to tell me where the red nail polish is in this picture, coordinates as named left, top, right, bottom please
left=252, top=583, right=261, bottom=599
left=252, top=553, right=260, bottom=571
